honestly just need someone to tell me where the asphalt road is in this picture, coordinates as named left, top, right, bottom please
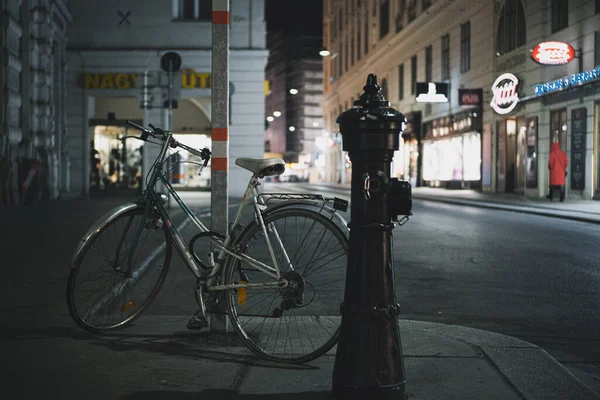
left=272, top=183, right=600, bottom=393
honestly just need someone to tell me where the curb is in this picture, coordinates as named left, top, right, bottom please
left=402, top=320, right=600, bottom=400
left=413, top=195, right=600, bottom=225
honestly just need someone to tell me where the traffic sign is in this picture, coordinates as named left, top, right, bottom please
left=160, top=52, right=182, bottom=72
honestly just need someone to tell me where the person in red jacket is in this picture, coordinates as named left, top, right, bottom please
left=546, top=142, right=568, bottom=202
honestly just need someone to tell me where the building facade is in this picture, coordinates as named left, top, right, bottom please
left=265, top=33, right=324, bottom=181
left=65, top=0, right=268, bottom=196
left=1, top=0, right=72, bottom=205
left=322, top=0, right=600, bottom=200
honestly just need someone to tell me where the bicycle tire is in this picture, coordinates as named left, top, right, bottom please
left=67, top=206, right=172, bottom=332
left=223, top=208, right=348, bottom=363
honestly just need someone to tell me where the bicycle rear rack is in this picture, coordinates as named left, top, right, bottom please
left=257, top=193, right=348, bottom=213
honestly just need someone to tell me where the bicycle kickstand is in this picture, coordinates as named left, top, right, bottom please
left=186, top=280, right=209, bottom=330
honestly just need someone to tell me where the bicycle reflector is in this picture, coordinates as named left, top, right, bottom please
left=120, top=299, right=137, bottom=312
left=238, top=281, right=247, bottom=305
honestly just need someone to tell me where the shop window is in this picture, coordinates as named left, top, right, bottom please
left=496, top=0, right=526, bottom=56
left=398, top=63, right=404, bottom=101
left=551, top=0, right=568, bottom=32
left=411, top=55, right=417, bottom=95
left=173, top=0, right=211, bottom=21
left=441, top=34, right=450, bottom=80
left=550, top=109, right=568, bottom=153
left=595, top=31, right=600, bottom=66
left=380, top=0, right=390, bottom=38
left=425, top=45, right=432, bottom=82
left=460, top=20, right=471, bottom=73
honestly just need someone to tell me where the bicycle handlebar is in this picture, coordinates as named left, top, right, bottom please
left=125, top=120, right=211, bottom=164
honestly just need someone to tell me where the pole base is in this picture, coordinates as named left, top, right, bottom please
left=332, top=382, right=406, bottom=400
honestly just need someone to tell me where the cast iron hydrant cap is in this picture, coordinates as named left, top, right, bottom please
left=336, top=74, right=407, bottom=125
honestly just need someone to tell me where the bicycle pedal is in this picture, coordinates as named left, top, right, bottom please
left=186, top=315, right=209, bottom=330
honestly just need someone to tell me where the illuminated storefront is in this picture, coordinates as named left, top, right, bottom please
left=392, top=111, right=421, bottom=188
left=421, top=110, right=482, bottom=189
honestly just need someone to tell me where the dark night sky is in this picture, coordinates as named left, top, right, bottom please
left=265, top=0, right=322, bottom=36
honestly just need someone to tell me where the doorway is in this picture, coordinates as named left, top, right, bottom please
left=90, top=122, right=144, bottom=192
left=595, top=102, right=600, bottom=199
left=505, top=119, right=517, bottom=193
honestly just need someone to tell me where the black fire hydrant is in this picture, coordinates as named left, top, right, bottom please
left=332, top=74, right=412, bottom=400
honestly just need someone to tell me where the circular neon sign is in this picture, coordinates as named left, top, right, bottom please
left=531, top=41, right=575, bottom=65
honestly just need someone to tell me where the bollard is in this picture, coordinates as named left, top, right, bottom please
left=332, top=74, right=412, bottom=400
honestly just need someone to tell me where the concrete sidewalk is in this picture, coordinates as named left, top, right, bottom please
left=1, top=192, right=598, bottom=399
left=411, top=187, right=600, bottom=224
left=303, top=182, right=600, bottom=224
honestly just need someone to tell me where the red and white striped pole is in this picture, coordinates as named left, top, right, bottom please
left=210, top=0, right=230, bottom=332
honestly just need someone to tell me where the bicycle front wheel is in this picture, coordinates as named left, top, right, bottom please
left=224, top=208, right=348, bottom=363
left=67, top=206, right=172, bottom=332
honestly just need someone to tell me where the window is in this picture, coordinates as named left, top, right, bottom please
left=365, top=12, right=369, bottom=54
left=422, top=0, right=431, bottom=10
left=407, top=0, right=417, bottom=22
left=381, top=79, right=388, bottom=99
left=425, top=45, right=432, bottom=81
left=380, top=0, right=390, bottom=38
left=357, top=22, right=362, bottom=61
left=550, top=109, right=568, bottom=152
left=595, top=31, right=600, bottom=66
left=398, top=64, right=404, bottom=100
left=496, top=0, right=526, bottom=55
left=441, top=34, right=450, bottom=80
left=597, top=0, right=600, bottom=13
left=411, top=55, right=417, bottom=94
left=345, top=39, right=349, bottom=72
left=396, top=0, right=405, bottom=32
left=351, top=37, right=355, bottom=66
left=339, top=45, right=343, bottom=77
left=332, top=13, right=337, bottom=39
left=551, top=0, right=568, bottom=32
left=174, top=0, right=211, bottom=20
left=339, top=9, right=343, bottom=35
left=460, top=20, right=471, bottom=73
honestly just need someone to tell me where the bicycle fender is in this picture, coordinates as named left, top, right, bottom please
left=71, top=202, right=142, bottom=266
left=263, top=200, right=349, bottom=237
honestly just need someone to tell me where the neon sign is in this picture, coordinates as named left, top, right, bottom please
left=531, top=41, right=575, bottom=65
left=534, top=66, right=600, bottom=95
left=490, top=73, right=519, bottom=115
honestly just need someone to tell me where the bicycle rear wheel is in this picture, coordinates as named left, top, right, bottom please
left=67, top=206, right=172, bottom=332
left=224, top=208, right=348, bottom=363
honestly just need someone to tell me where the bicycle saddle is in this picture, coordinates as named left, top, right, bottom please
left=235, top=157, right=285, bottom=178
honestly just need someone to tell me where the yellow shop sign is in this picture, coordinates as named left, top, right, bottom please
left=85, top=73, right=137, bottom=89
left=181, top=69, right=212, bottom=89
left=84, top=70, right=212, bottom=89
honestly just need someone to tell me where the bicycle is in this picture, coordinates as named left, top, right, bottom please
left=66, top=121, right=350, bottom=364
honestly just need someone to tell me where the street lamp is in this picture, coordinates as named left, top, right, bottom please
left=289, top=126, right=296, bottom=132
left=266, top=116, right=274, bottom=122
left=319, top=47, right=331, bottom=57
left=273, top=111, right=282, bottom=117
left=289, top=88, right=299, bottom=95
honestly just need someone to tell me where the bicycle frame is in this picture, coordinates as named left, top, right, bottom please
left=129, top=131, right=288, bottom=292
